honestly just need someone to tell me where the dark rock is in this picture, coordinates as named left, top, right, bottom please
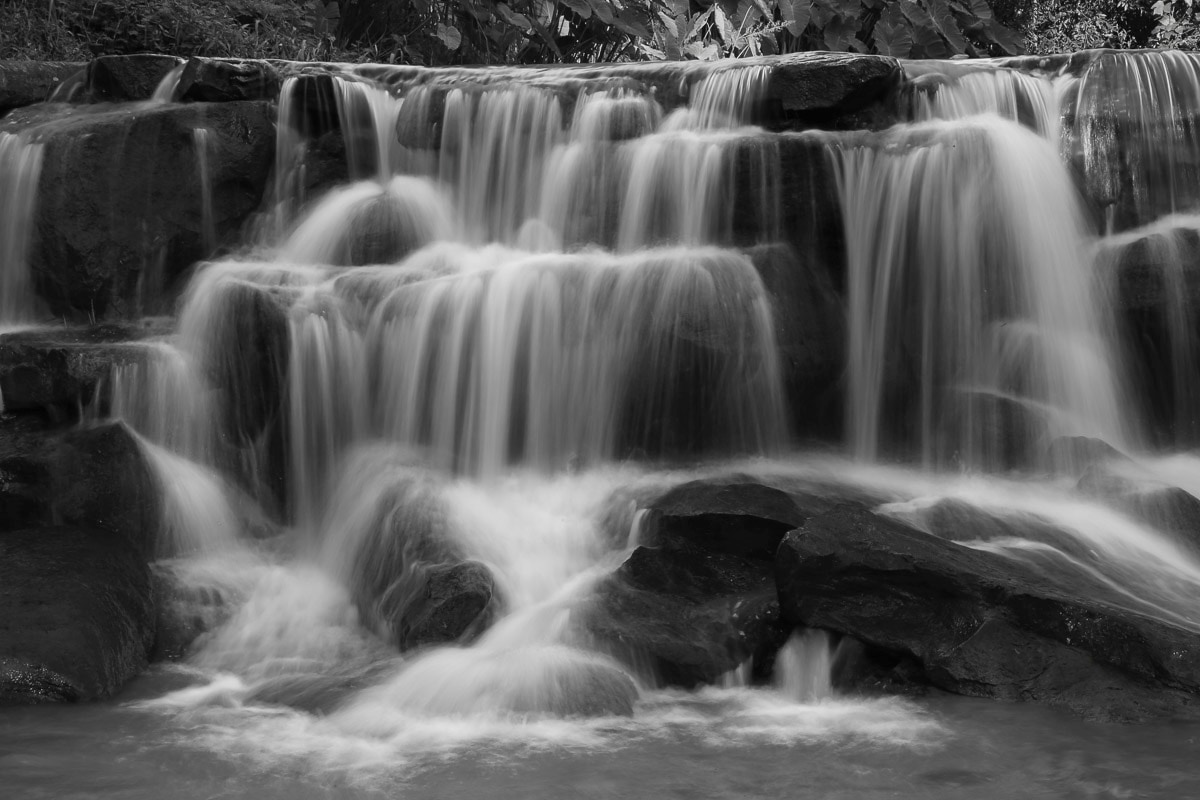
left=0, top=324, right=161, bottom=413
left=777, top=504, right=1200, bottom=721
left=766, top=52, right=903, bottom=130
left=26, top=101, right=275, bottom=319
left=178, top=58, right=281, bottom=102
left=345, top=472, right=498, bottom=649
left=0, top=526, right=155, bottom=704
left=643, top=475, right=823, bottom=559
left=393, top=560, right=496, bottom=649
left=582, top=538, right=784, bottom=688
left=49, top=422, right=161, bottom=556
left=747, top=243, right=844, bottom=441
left=583, top=476, right=853, bottom=686
left=0, top=61, right=86, bottom=116
left=0, top=417, right=163, bottom=556
left=85, top=54, right=183, bottom=102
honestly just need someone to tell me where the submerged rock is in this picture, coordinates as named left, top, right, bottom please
left=0, top=526, right=155, bottom=704
left=776, top=504, right=1200, bottom=721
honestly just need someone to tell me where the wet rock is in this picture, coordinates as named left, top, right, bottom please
left=27, top=101, right=275, bottom=319
left=0, top=420, right=160, bottom=554
left=150, top=562, right=232, bottom=661
left=1078, top=466, right=1200, bottom=547
left=1045, top=435, right=1127, bottom=475
left=0, top=61, right=85, bottom=116
left=344, top=473, right=498, bottom=650
left=776, top=504, right=1200, bottom=721
left=766, top=52, right=903, bottom=130
left=583, top=476, right=850, bottom=687
left=85, top=54, right=183, bottom=102
left=393, top=561, right=497, bottom=650
left=0, top=324, right=161, bottom=413
left=177, top=58, right=281, bottom=102
left=583, top=540, right=783, bottom=687
left=49, top=422, right=162, bottom=556
left=0, top=526, right=155, bottom=704
left=747, top=243, right=844, bottom=441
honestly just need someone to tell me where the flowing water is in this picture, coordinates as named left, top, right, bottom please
left=7, top=51, right=1200, bottom=798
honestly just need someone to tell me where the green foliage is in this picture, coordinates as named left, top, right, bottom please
left=0, top=0, right=359, bottom=61
left=2, top=0, right=1027, bottom=63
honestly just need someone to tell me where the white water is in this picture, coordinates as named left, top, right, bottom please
left=0, top=132, right=44, bottom=327
left=837, top=114, right=1127, bottom=470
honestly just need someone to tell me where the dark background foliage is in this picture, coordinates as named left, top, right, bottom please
left=1, top=0, right=1197, bottom=64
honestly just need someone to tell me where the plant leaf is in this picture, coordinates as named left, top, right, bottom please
left=780, top=0, right=813, bottom=37
left=872, top=4, right=912, bottom=57
left=559, top=0, right=592, bottom=19
left=924, top=0, right=968, bottom=53
left=436, top=22, right=462, bottom=50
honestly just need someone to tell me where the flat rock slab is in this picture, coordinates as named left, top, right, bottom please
left=0, top=61, right=85, bottom=115
left=777, top=503, right=1200, bottom=721
left=0, top=526, right=155, bottom=704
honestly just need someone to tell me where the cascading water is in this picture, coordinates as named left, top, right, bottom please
left=0, top=131, right=43, bottom=327
left=837, top=114, right=1127, bottom=470
left=17, top=49, right=1200, bottom=796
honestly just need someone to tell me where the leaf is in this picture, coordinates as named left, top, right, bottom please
left=898, top=0, right=949, bottom=57
left=872, top=4, right=912, bottom=57
left=436, top=22, right=462, bottom=50
left=613, top=9, right=654, bottom=39
left=779, top=0, right=812, bottom=37
left=713, top=4, right=736, bottom=44
left=559, top=0, right=592, bottom=19
left=823, top=14, right=857, bottom=50
left=496, top=2, right=532, bottom=28
left=588, top=0, right=616, bottom=24
left=924, top=0, right=968, bottom=53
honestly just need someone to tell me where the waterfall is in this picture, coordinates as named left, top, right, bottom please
left=0, top=132, right=44, bottom=328
left=774, top=629, right=835, bottom=703
left=837, top=115, right=1128, bottom=470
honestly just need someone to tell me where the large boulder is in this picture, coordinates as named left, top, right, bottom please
left=0, top=61, right=85, bottom=116
left=0, top=526, right=155, bottom=704
left=25, top=101, right=275, bottom=319
left=776, top=503, right=1200, bottom=721
left=765, top=52, right=903, bottom=130
left=335, top=467, right=499, bottom=650
left=177, top=58, right=281, bottom=102
left=84, top=54, right=183, bottom=102
left=0, top=420, right=160, bottom=557
left=581, top=476, right=843, bottom=686
left=0, top=324, right=161, bottom=414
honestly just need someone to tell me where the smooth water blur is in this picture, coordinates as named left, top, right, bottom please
left=0, top=131, right=44, bottom=327
left=837, top=115, right=1127, bottom=470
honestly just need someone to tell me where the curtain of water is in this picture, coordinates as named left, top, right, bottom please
left=0, top=132, right=44, bottom=328
left=837, top=116, right=1128, bottom=470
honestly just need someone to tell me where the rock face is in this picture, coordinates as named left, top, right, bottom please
left=0, top=420, right=160, bottom=557
left=177, top=58, right=281, bottom=102
left=0, top=324, right=161, bottom=413
left=582, top=476, right=842, bottom=686
left=0, top=526, right=155, bottom=703
left=776, top=504, right=1200, bottom=721
left=0, top=61, right=85, bottom=116
left=765, top=52, right=903, bottom=130
left=396, top=560, right=496, bottom=649
left=84, top=54, right=183, bottom=102
left=27, top=100, right=275, bottom=319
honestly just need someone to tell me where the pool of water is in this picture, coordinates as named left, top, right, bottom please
left=3, top=668, right=1198, bottom=800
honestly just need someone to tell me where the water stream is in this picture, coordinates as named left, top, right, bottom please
left=6, top=51, right=1200, bottom=798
